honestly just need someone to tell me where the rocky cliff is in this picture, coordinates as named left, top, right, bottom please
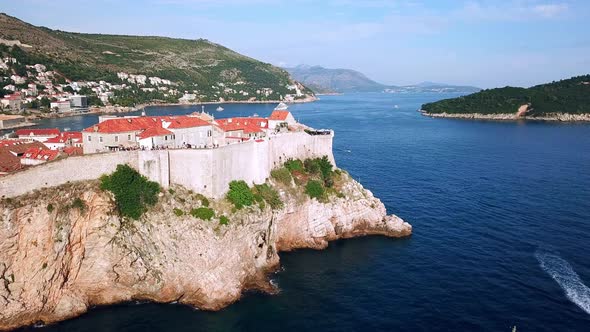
left=0, top=175, right=410, bottom=330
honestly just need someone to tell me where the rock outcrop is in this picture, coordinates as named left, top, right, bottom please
left=0, top=175, right=410, bottom=330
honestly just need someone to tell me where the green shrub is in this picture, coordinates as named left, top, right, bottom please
left=253, top=184, right=283, bottom=210
left=304, top=158, right=320, bottom=174
left=271, top=167, right=292, bottom=185
left=100, top=164, right=161, bottom=220
left=168, top=188, right=175, bottom=195
left=71, top=198, right=86, bottom=211
left=226, top=180, right=254, bottom=209
left=219, top=215, right=229, bottom=226
left=305, top=180, right=325, bottom=199
left=173, top=208, right=184, bottom=217
left=190, top=207, right=215, bottom=220
left=194, top=193, right=209, bottom=207
left=47, top=203, right=54, bottom=213
left=284, top=159, right=304, bottom=173
left=318, top=156, right=333, bottom=181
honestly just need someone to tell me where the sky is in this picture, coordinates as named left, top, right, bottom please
left=1, top=0, right=589, bottom=88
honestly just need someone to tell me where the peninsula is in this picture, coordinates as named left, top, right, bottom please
left=0, top=105, right=411, bottom=330
left=421, top=75, right=590, bottom=121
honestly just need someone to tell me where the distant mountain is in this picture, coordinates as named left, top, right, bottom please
left=384, top=82, right=481, bottom=94
left=284, top=65, right=480, bottom=94
left=284, top=65, right=385, bottom=93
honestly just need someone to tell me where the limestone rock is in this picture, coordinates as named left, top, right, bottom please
left=0, top=177, right=410, bottom=330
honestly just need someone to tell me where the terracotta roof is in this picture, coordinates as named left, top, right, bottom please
left=3, top=93, right=22, bottom=101
left=216, top=117, right=268, bottom=134
left=44, top=132, right=83, bottom=144
left=16, top=128, right=60, bottom=136
left=83, top=116, right=210, bottom=134
left=137, top=126, right=173, bottom=139
left=269, top=111, right=291, bottom=121
left=63, top=146, right=83, bottom=156
left=21, top=147, right=60, bottom=161
left=0, top=141, right=47, bottom=173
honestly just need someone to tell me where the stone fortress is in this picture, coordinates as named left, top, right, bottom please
left=0, top=104, right=335, bottom=198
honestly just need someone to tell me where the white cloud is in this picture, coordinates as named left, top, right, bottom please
left=454, top=1, right=570, bottom=21
left=532, top=3, right=569, bottom=17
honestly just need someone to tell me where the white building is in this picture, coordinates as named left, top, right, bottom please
left=82, top=115, right=219, bottom=154
left=50, top=101, right=72, bottom=113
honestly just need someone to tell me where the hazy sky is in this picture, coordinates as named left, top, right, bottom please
left=2, top=0, right=589, bottom=88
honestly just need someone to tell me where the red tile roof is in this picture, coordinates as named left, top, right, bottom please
left=16, top=128, right=60, bottom=137
left=0, top=141, right=47, bottom=173
left=137, top=126, right=173, bottom=139
left=45, top=131, right=82, bottom=143
left=0, top=139, right=26, bottom=148
left=63, top=146, right=83, bottom=156
left=83, top=116, right=210, bottom=134
left=216, top=117, right=268, bottom=134
left=3, top=93, right=22, bottom=101
left=44, top=132, right=83, bottom=144
left=269, top=111, right=291, bottom=121
left=21, top=147, right=60, bottom=161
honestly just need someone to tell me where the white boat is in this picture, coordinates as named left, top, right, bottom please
left=394, top=105, right=399, bottom=109
left=216, top=106, right=224, bottom=112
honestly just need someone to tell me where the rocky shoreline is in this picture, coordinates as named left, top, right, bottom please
left=0, top=173, right=410, bottom=330
left=421, top=111, right=590, bottom=122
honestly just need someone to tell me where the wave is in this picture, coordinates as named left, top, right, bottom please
left=535, top=251, right=590, bottom=315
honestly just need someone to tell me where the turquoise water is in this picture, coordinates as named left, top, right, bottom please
left=18, top=93, right=590, bottom=331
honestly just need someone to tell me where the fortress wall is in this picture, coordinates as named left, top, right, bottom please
left=268, top=132, right=335, bottom=169
left=138, top=150, right=170, bottom=189
left=0, top=151, right=138, bottom=198
left=168, top=149, right=213, bottom=196
left=0, top=132, right=335, bottom=199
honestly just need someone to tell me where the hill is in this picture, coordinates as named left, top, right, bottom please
left=0, top=13, right=313, bottom=103
left=421, top=75, right=590, bottom=119
left=383, top=82, right=480, bottom=94
left=284, top=65, right=385, bottom=93
left=285, top=65, right=480, bottom=94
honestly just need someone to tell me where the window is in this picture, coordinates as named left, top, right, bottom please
left=128, top=134, right=131, bottom=140
left=115, top=136, right=119, bottom=142
left=207, top=130, right=212, bottom=137
left=99, top=137, right=103, bottom=143
left=165, top=136, right=168, bottom=141
left=87, top=135, right=91, bottom=142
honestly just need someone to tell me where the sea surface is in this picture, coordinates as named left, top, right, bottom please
left=17, top=93, right=590, bottom=331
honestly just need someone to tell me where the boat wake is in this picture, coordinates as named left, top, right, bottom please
left=535, top=251, right=590, bottom=315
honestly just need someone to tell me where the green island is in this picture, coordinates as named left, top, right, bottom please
left=421, top=75, right=590, bottom=119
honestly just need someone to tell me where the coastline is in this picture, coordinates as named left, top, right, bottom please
left=421, top=110, right=590, bottom=122
left=0, top=175, right=410, bottom=330
left=17, top=95, right=319, bottom=123
left=0, top=121, right=38, bottom=130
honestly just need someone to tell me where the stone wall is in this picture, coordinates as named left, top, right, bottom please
left=0, top=152, right=138, bottom=198
left=0, top=132, right=334, bottom=199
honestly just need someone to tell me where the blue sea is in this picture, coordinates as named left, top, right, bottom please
left=17, top=93, right=590, bottom=331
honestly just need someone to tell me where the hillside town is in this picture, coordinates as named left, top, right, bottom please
left=0, top=103, right=323, bottom=176
left=0, top=48, right=308, bottom=124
